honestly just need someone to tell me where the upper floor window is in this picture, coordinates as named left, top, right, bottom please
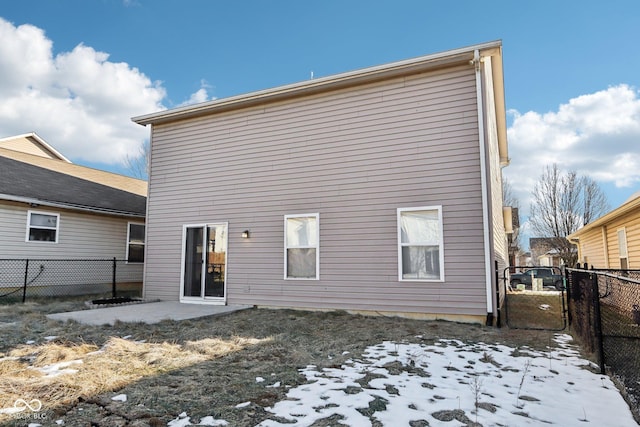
left=398, top=206, right=444, bottom=281
left=26, top=210, right=59, bottom=243
left=285, top=213, right=319, bottom=279
left=127, top=223, right=145, bottom=263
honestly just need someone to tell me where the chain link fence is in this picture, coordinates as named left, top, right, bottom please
left=567, top=267, right=640, bottom=416
left=0, top=258, right=143, bottom=303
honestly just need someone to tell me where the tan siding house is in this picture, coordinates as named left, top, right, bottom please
left=568, top=191, right=640, bottom=269
left=0, top=137, right=147, bottom=294
left=133, top=41, right=510, bottom=324
left=0, top=132, right=70, bottom=162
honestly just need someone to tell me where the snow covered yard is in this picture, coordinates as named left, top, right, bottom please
left=166, top=335, right=637, bottom=426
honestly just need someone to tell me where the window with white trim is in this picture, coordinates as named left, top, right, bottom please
left=285, top=213, right=319, bottom=279
left=398, top=206, right=444, bottom=281
left=618, top=228, right=629, bottom=269
left=127, top=223, right=145, bottom=263
left=26, top=211, right=59, bottom=243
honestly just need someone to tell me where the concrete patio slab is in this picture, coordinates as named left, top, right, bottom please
left=46, top=301, right=253, bottom=325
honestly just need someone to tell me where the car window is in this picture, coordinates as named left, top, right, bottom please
left=538, top=269, right=550, bottom=277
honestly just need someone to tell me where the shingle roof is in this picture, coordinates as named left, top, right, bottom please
left=0, top=156, right=146, bottom=217
left=0, top=147, right=147, bottom=196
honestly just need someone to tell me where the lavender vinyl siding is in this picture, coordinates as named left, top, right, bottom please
left=143, top=62, right=493, bottom=317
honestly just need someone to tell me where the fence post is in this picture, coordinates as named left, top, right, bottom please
left=112, top=257, right=117, bottom=298
left=591, top=272, right=606, bottom=375
left=565, top=268, right=573, bottom=327
left=22, top=259, right=29, bottom=303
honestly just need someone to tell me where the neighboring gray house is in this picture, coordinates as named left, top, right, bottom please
left=0, top=134, right=147, bottom=294
left=133, top=41, right=510, bottom=325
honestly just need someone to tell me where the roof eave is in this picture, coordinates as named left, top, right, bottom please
left=133, top=40, right=503, bottom=126
left=568, top=194, right=640, bottom=239
left=0, top=194, right=145, bottom=219
left=487, top=47, right=509, bottom=167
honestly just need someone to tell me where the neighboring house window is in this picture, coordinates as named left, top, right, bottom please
left=26, top=210, right=59, bottom=243
left=618, top=228, right=628, bottom=269
left=285, top=214, right=319, bottom=279
left=127, top=223, right=145, bottom=263
left=398, top=206, right=444, bottom=281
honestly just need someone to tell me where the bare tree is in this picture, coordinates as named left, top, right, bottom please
left=503, top=177, right=520, bottom=211
left=503, top=177, right=522, bottom=263
left=124, top=140, right=150, bottom=180
left=529, top=164, right=609, bottom=267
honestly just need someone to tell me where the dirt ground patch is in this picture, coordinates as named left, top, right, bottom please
left=0, top=297, right=571, bottom=426
left=504, top=290, right=566, bottom=330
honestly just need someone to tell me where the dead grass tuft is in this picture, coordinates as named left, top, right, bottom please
left=184, top=336, right=269, bottom=357
left=0, top=334, right=269, bottom=422
left=32, top=343, right=99, bottom=366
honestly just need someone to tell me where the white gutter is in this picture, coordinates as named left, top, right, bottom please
left=473, top=50, right=494, bottom=315
left=0, top=194, right=145, bottom=218
left=133, top=40, right=503, bottom=126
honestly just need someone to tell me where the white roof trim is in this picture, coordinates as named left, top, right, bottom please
left=133, top=40, right=503, bottom=126
left=0, top=132, right=71, bottom=163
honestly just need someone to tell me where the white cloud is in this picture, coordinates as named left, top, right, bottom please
left=0, top=17, right=166, bottom=165
left=178, top=79, right=214, bottom=107
left=504, top=84, right=640, bottom=217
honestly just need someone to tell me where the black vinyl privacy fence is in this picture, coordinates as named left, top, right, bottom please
left=0, top=258, right=143, bottom=302
left=566, top=266, right=640, bottom=414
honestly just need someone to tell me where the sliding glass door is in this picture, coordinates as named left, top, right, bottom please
left=182, top=223, right=227, bottom=303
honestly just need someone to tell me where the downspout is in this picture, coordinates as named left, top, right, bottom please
left=473, top=49, right=494, bottom=324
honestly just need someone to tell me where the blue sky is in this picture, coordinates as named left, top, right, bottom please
left=1, top=1, right=639, bottom=242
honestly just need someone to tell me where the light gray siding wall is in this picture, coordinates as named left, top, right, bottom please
left=0, top=202, right=143, bottom=280
left=145, top=64, right=490, bottom=316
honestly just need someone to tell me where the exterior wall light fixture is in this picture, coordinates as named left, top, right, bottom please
left=241, top=230, right=250, bottom=239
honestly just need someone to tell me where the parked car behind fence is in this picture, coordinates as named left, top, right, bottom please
left=510, top=267, right=564, bottom=291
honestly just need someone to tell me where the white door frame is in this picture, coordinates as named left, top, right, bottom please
left=179, top=222, right=228, bottom=305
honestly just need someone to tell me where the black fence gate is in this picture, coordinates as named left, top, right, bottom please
left=501, top=265, right=567, bottom=330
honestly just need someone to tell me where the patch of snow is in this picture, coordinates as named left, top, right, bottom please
left=255, top=376, right=265, bottom=383
left=55, top=420, right=64, bottom=425
left=167, top=415, right=192, bottom=427
left=539, top=304, right=551, bottom=310
left=33, top=359, right=82, bottom=377
left=168, top=412, right=190, bottom=427
left=122, top=335, right=132, bottom=340
left=25, top=340, right=35, bottom=345
left=198, top=417, right=228, bottom=426
left=235, top=401, right=251, bottom=408
left=111, top=394, right=127, bottom=402
left=167, top=413, right=228, bottom=426
left=266, top=382, right=281, bottom=388
left=257, top=335, right=637, bottom=426
left=44, top=335, right=58, bottom=341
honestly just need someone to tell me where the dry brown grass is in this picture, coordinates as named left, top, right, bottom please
left=0, top=298, right=567, bottom=426
left=0, top=334, right=270, bottom=423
